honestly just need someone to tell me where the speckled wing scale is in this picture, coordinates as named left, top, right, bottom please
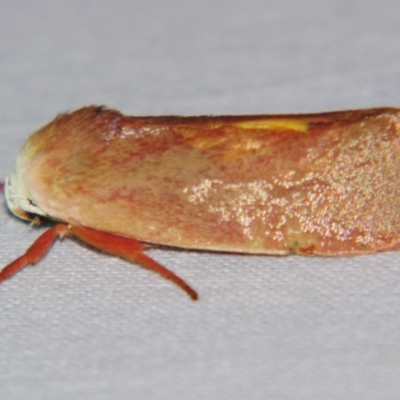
left=2, top=106, right=400, bottom=299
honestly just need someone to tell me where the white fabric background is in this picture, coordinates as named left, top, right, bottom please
left=1, top=1, right=400, bottom=399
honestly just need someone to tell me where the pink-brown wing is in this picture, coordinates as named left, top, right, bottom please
left=18, top=106, right=400, bottom=255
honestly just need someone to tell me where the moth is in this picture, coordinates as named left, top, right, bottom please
left=1, top=106, right=400, bottom=300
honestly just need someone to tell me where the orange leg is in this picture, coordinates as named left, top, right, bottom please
left=0, top=223, right=198, bottom=300
left=70, top=225, right=198, bottom=300
left=0, top=224, right=69, bottom=283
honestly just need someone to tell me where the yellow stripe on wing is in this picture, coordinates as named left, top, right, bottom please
left=233, top=119, right=309, bottom=132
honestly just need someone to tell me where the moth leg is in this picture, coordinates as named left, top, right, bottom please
left=0, top=224, right=69, bottom=283
left=70, top=225, right=198, bottom=300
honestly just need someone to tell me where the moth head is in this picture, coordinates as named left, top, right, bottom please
left=5, top=169, right=46, bottom=221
